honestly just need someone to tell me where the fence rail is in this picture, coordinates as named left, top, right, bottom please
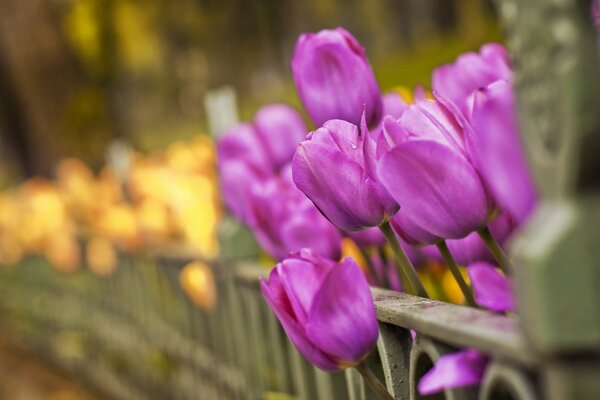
left=0, top=255, right=559, bottom=400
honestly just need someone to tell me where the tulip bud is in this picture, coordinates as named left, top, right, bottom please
left=292, top=28, right=382, bottom=127
left=293, top=117, right=399, bottom=232
left=378, top=99, right=493, bottom=242
left=260, top=249, right=378, bottom=371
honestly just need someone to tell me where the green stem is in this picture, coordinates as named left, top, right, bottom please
left=477, top=226, right=513, bottom=275
left=436, top=241, right=476, bottom=307
left=379, top=221, right=429, bottom=298
left=355, top=362, right=394, bottom=400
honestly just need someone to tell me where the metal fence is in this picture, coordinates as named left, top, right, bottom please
left=0, top=0, right=599, bottom=399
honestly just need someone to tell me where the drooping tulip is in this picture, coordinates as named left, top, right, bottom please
left=432, top=43, right=512, bottom=117
left=293, top=117, right=399, bottom=232
left=260, top=249, right=379, bottom=371
left=292, top=28, right=383, bottom=127
left=377, top=99, right=493, bottom=242
left=248, top=166, right=341, bottom=261
left=418, top=349, right=489, bottom=395
left=467, top=262, right=515, bottom=312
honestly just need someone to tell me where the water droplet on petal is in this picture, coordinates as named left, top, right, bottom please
left=350, top=141, right=358, bottom=150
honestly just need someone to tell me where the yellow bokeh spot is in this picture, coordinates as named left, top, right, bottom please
left=180, top=261, right=217, bottom=311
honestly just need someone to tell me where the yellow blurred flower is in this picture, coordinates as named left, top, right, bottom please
left=180, top=261, right=217, bottom=311
left=86, top=237, right=117, bottom=277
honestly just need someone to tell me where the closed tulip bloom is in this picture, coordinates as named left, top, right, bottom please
left=248, top=167, right=341, bottom=260
left=293, top=118, right=399, bottom=232
left=260, top=249, right=379, bottom=371
left=377, top=99, right=493, bottom=242
left=432, top=43, right=512, bottom=117
left=292, top=28, right=382, bottom=127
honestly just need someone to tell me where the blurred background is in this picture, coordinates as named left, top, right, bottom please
left=0, top=0, right=503, bottom=397
left=0, top=0, right=500, bottom=181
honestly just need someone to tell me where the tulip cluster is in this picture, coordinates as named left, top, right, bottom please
left=217, top=104, right=342, bottom=261
left=247, top=27, right=539, bottom=396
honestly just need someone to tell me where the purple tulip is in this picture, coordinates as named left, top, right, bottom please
left=260, top=249, right=379, bottom=371
left=292, top=28, right=383, bottom=128
left=248, top=167, right=341, bottom=260
left=432, top=43, right=512, bottom=117
left=293, top=117, right=399, bottom=232
left=377, top=99, right=493, bottom=242
left=217, top=103, right=308, bottom=222
left=467, top=81, right=537, bottom=223
left=418, top=349, right=489, bottom=395
left=467, top=262, right=515, bottom=312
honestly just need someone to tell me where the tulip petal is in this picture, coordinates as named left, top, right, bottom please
left=261, top=274, right=340, bottom=371
left=378, top=141, right=490, bottom=239
left=468, top=81, right=537, bottom=223
left=467, top=262, right=515, bottom=312
left=305, top=258, right=378, bottom=366
left=418, top=349, right=488, bottom=395
left=277, top=257, right=334, bottom=324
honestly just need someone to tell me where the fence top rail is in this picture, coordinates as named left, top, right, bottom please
left=230, top=263, right=538, bottom=367
left=372, top=288, right=538, bottom=367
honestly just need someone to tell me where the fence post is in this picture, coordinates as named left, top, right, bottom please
left=497, top=0, right=600, bottom=398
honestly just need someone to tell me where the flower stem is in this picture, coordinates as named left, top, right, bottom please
left=477, top=226, right=513, bottom=275
left=436, top=241, right=476, bottom=307
left=355, top=361, right=394, bottom=400
left=379, top=221, right=429, bottom=298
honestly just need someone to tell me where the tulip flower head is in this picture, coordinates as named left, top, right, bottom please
left=292, top=28, right=383, bottom=127
left=261, top=249, right=379, bottom=371
left=293, top=116, right=399, bottom=232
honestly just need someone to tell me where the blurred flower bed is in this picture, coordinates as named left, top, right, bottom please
left=0, top=135, right=220, bottom=276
